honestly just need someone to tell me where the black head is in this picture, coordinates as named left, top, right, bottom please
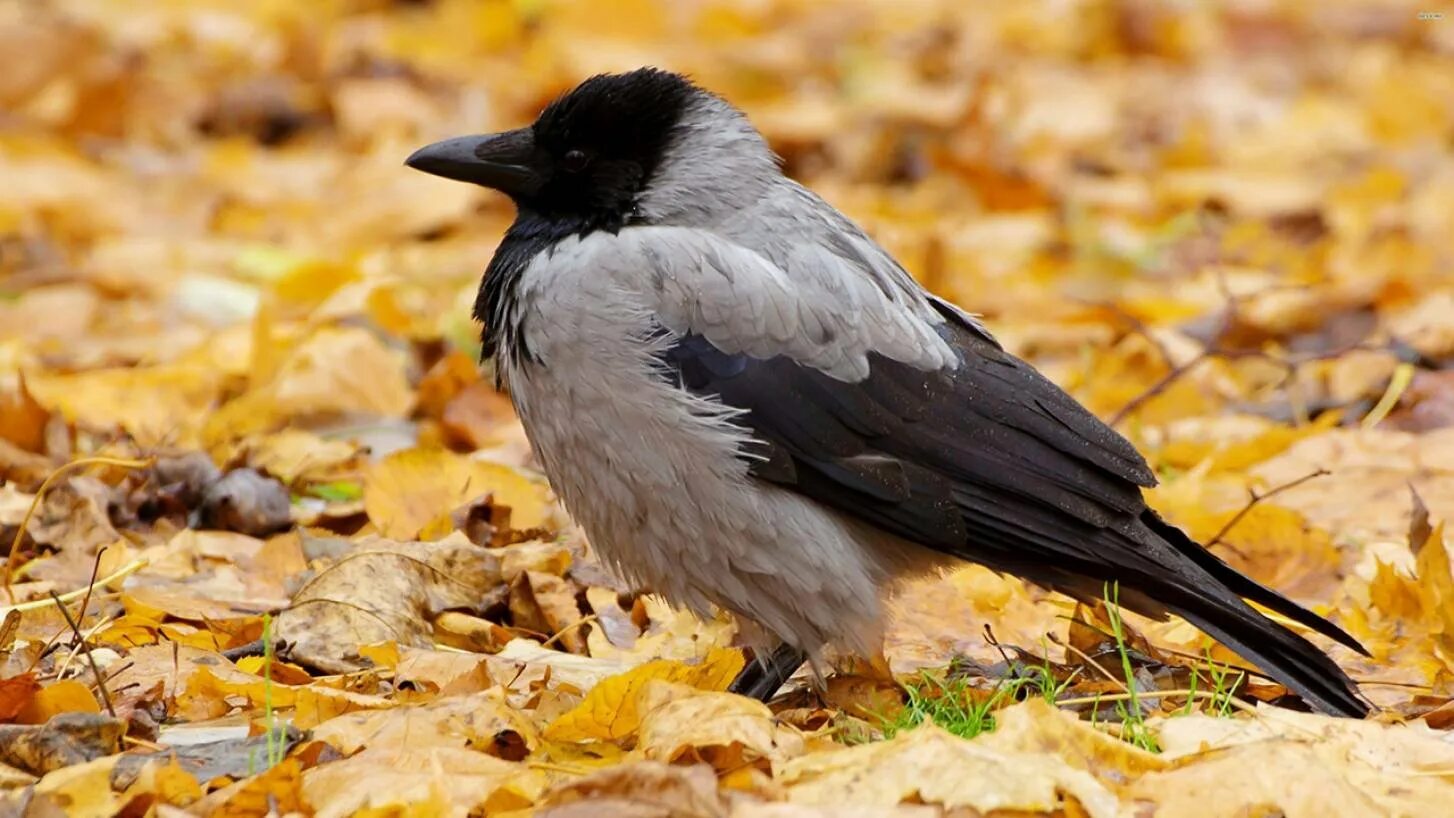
left=406, top=68, right=697, bottom=230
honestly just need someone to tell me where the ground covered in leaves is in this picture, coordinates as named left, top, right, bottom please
left=3, top=0, right=1454, bottom=815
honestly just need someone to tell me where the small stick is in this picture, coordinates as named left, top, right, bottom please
left=71, top=547, right=108, bottom=644
left=48, top=591, right=115, bottom=718
left=1109, top=352, right=1210, bottom=427
left=1054, top=687, right=1260, bottom=718
left=1048, top=632, right=1130, bottom=691
left=1205, top=469, right=1330, bottom=550
left=539, top=614, right=598, bottom=649
left=4, top=455, right=153, bottom=598
left=0, top=558, right=147, bottom=617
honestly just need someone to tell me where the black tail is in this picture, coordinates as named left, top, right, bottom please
left=1141, top=511, right=1369, bottom=718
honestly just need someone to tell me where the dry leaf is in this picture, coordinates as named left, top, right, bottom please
left=635, top=680, right=805, bottom=772
left=0, top=713, right=122, bottom=775
left=545, top=648, right=746, bottom=744
left=778, top=723, right=1118, bottom=818
left=311, top=687, right=536, bottom=758
left=363, top=447, right=553, bottom=540
left=302, top=746, right=540, bottom=818
left=272, top=533, right=506, bottom=673
left=536, top=761, right=727, bottom=817
left=15, top=680, right=101, bottom=724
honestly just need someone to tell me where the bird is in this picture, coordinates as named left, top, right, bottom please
left=405, top=67, right=1369, bottom=717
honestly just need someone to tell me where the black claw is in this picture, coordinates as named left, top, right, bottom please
left=728, top=643, right=809, bottom=701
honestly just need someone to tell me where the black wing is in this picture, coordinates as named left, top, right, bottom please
left=658, top=304, right=1369, bottom=716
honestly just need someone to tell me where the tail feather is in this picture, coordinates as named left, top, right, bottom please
left=1137, top=511, right=1369, bottom=717
left=1143, top=510, right=1370, bottom=657
left=1174, top=597, right=1369, bottom=717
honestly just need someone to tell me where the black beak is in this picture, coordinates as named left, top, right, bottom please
left=405, top=128, right=543, bottom=198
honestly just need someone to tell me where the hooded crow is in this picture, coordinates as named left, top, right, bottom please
left=406, top=68, right=1369, bottom=717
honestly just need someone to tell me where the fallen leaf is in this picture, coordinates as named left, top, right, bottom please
left=311, top=687, right=536, bottom=758
left=363, top=447, right=552, bottom=540
left=302, top=746, right=541, bottom=818
left=15, top=680, right=101, bottom=724
left=0, top=674, right=40, bottom=723
left=635, top=680, right=805, bottom=773
left=1130, top=709, right=1454, bottom=816
left=27, top=755, right=121, bottom=818
left=0, top=713, right=122, bottom=775
left=545, top=648, right=746, bottom=744
left=510, top=570, right=587, bottom=654
left=114, top=729, right=306, bottom=790
left=534, top=761, right=726, bottom=818
left=272, top=533, right=507, bottom=673
left=197, top=468, right=293, bottom=536
left=777, top=723, right=1119, bottom=818
left=195, top=757, right=309, bottom=818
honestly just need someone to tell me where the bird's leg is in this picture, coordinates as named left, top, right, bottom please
left=728, top=642, right=809, bottom=701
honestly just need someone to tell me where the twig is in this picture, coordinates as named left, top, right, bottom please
left=70, top=547, right=107, bottom=645
left=1054, top=687, right=1259, bottom=717
left=1073, top=298, right=1176, bottom=369
left=56, top=613, right=115, bottom=681
left=539, top=614, right=598, bottom=650
left=1109, top=352, right=1210, bottom=426
left=48, top=591, right=116, bottom=718
left=1103, top=274, right=1396, bottom=428
left=1205, top=468, right=1329, bottom=550
left=122, top=735, right=167, bottom=751
left=1362, top=361, right=1415, bottom=429
left=222, top=639, right=267, bottom=661
left=0, top=558, right=147, bottom=617
left=1047, top=632, right=1130, bottom=691
left=4, top=455, right=154, bottom=599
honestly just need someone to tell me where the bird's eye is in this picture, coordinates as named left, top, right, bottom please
left=561, top=149, right=590, bottom=172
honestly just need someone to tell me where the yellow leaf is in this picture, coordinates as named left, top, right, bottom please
left=205, top=326, right=413, bottom=444
left=30, top=756, right=121, bottom=818
left=981, top=699, right=1166, bottom=779
left=1367, top=559, right=1422, bottom=623
left=363, top=447, right=552, bottom=540
left=27, top=364, right=226, bottom=447
left=359, top=641, right=401, bottom=670
left=17, top=680, right=100, bottom=724
left=234, top=656, right=313, bottom=686
left=184, top=666, right=394, bottom=730
left=544, top=647, right=745, bottom=744
left=120, top=757, right=204, bottom=808
left=1414, top=522, right=1454, bottom=656
left=209, top=758, right=308, bottom=818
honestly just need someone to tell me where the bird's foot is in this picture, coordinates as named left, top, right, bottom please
left=728, top=643, right=809, bottom=702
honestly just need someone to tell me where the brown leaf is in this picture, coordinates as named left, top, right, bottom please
left=301, top=746, right=539, bottom=818
left=0, top=713, right=123, bottom=775
left=635, top=681, right=805, bottom=773
left=273, top=533, right=506, bottom=673
left=442, top=380, right=518, bottom=450
left=510, top=570, right=587, bottom=654
left=310, top=687, right=537, bottom=759
left=198, top=468, right=292, bottom=537
left=535, top=761, right=726, bottom=818
left=777, top=723, right=1118, bottom=818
